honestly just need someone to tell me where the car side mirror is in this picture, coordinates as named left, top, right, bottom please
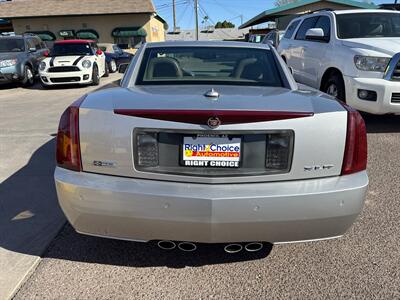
left=305, top=28, right=327, bottom=42
left=96, top=49, right=103, bottom=55
left=118, top=63, right=129, bottom=74
left=29, top=47, right=36, bottom=52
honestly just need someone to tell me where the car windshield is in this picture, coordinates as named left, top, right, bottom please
left=0, top=39, right=25, bottom=52
left=51, top=43, right=92, bottom=56
left=337, top=13, right=400, bottom=39
left=136, top=46, right=283, bottom=87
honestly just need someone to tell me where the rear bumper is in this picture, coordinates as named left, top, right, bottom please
left=55, top=167, right=368, bottom=244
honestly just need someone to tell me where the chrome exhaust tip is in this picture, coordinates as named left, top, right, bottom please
left=224, top=243, right=243, bottom=254
left=244, top=242, right=263, bottom=252
left=178, top=242, right=197, bottom=252
left=157, top=240, right=176, bottom=250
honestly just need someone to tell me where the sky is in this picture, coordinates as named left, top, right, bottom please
left=154, top=0, right=389, bottom=30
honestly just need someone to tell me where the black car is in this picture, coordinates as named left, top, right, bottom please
left=0, top=34, right=49, bottom=86
left=98, top=43, right=133, bottom=73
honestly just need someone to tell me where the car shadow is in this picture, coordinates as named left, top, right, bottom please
left=0, top=139, right=273, bottom=268
left=362, top=113, right=400, bottom=134
left=45, top=224, right=273, bottom=268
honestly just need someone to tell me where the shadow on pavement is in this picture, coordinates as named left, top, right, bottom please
left=0, top=139, right=65, bottom=257
left=363, top=113, right=400, bottom=134
left=44, top=224, right=274, bottom=268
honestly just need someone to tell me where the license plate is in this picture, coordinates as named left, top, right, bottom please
left=182, top=135, right=241, bottom=168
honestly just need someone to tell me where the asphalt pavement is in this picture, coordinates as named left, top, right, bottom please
left=1, top=79, right=399, bottom=299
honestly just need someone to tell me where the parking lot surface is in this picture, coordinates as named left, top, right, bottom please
left=1, top=79, right=399, bottom=299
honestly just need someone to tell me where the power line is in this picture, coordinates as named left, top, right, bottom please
left=197, top=2, right=238, bottom=39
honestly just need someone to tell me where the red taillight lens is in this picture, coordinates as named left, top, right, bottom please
left=56, top=96, right=86, bottom=171
left=341, top=104, right=367, bottom=175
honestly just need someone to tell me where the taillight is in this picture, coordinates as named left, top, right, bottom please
left=56, top=95, right=86, bottom=171
left=341, top=103, right=367, bottom=175
left=136, top=133, right=159, bottom=167
left=265, top=132, right=292, bottom=171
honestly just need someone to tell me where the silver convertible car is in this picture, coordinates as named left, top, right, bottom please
left=55, top=41, right=368, bottom=253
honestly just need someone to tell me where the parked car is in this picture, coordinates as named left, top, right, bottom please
left=55, top=41, right=368, bottom=252
left=39, top=39, right=108, bottom=86
left=278, top=9, right=400, bottom=115
left=0, top=34, right=48, bottom=86
left=262, top=30, right=285, bottom=48
left=98, top=43, right=133, bottom=73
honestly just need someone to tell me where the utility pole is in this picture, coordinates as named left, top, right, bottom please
left=172, top=0, right=177, bottom=33
left=195, top=0, right=199, bottom=40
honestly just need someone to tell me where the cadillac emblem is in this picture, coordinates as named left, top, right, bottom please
left=207, top=116, right=221, bottom=129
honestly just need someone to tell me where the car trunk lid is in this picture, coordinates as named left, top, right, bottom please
left=78, top=86, right=348, bottom=184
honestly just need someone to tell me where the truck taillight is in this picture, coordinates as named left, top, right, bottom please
left=56, top=96, right=86, bottom=171
left=341, top=104, right=367, bottom=175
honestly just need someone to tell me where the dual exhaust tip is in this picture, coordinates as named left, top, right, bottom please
left=224, top=242, right=264, bottom=254
left=157, top=240, right=263, bottom=254
left=157, top=240, right=197, bottom=252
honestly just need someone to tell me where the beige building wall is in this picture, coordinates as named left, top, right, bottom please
left=12, top=13, right=165, bottom=43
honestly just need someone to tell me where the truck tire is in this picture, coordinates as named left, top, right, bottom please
left=323, top=73, right=346, bottom=102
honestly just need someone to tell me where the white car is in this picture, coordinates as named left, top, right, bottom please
left=39, top=39, right=108, bottom=86
left=278, top=9, right=400, bottom=115
left=54, top=41, right=368, bottom=252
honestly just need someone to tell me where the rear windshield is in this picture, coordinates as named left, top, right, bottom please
left=136, top=47, right=283, bottom=87
left=52, top=43, right=93, bottom=56
left=0, top=39, right=25, bottom=52
left=337, top=13, right=400, bottom=39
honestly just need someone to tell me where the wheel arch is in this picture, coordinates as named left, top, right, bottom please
left=319, top=67, right=343, bottom=91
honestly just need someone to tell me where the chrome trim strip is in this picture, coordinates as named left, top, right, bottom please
left=273, top=235, right=342, bottom=244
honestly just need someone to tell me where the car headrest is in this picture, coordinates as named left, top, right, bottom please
left=146, top=57, right=183, bottom=80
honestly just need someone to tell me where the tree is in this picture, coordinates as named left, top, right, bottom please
left=215, top=20, right=235, bottom=28
left=274, top=0, right=298, bottom=7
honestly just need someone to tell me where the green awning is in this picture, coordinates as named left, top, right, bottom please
left=25, top=31, right=56, bottom=41
left=59, top=30, right=75, bottom=38
left=112, top=27, right=147, bottom=37
left=76, top=29, right=99, bottom=40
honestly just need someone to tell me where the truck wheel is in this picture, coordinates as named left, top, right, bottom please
left=21, top=65, right=34, bottom=87
left=324, top=73, right=345, bottom=102
left=91, top=65, right=100, bottom=86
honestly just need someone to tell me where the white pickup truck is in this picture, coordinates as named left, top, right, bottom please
left=278, top=9, right=400, bottom=114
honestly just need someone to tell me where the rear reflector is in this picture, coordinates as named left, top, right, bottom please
left=114, top=109, right=313, bottom=125
left=341, top=103, right=367, bottom=175
left=56, top=95, right=86, bottom=171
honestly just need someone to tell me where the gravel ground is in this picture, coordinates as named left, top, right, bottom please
left=14, top=114, right=400, bottom=299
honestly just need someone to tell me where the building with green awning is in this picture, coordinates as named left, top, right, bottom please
left=0, top=0, right=167, bottom=51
